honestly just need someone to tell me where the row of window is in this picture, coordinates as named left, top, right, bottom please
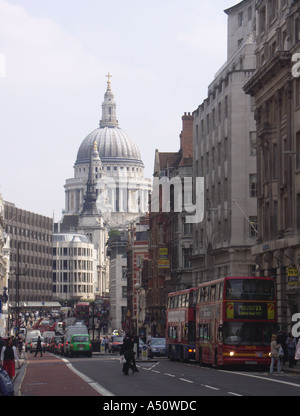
left=168, top=290, right=197, bottom=309
left=6, top=226, right=52, bottom=242
left=53, top=247, right=93, bottom=257
left=53, top=259, right=93, bottom=271
left=78, top=166, right=143, bottom=174
left=53, top=284, right=93, bottom=294
left=53, top=272, right=93, bottom=283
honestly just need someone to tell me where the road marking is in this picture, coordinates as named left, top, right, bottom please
left=151, top=370, right=160, bottom=374
left=60, top=357, right=115, bottom=396
left=203, top=385, right=220, bottom=391
left=179, top=378, right=194, bottom=384
left=219, top=369, right=300, bottom=389
left=164, top=373, right=176, bottom=377
left=228, top=392, right=243, bottom=396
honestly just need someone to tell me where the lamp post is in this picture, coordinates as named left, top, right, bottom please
left=134, top=282, right=141, bottom=358
left=16, top=241, right=27, bottom=336
left=134, top=283, right=141, bottom=334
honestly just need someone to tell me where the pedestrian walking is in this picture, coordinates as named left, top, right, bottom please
left=270, top=334, right=283, bottom=374
left=277, top=330, right=287, bottom=364
left=103, top=336, right=109, bottom=352
left=17, top=335, right=23, bottom=358
left=120, top=334, right=137, bottom=375
left=286, top=333, right=296, bottom=368
left=0, top=337, right=20, bottom=380
left=35, top=336, right=43, bottom=357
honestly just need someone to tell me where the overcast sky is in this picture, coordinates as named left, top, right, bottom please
left=0, top=0, right=236, bottom=221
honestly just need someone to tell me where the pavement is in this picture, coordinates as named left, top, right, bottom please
left=12, top=352, right=300, bottom=396
left=13, top=351, right=103, bottom=396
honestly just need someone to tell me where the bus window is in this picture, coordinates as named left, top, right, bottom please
left=211, top=286, right=216, bottom=301
left=182, top=294, right=186, bottom=308
left=178, top=295, right=182, bottom=308
left=191, top=290, right=197, bottom=307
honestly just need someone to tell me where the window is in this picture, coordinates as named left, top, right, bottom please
left=248, top=6, right=252, bottom=21
left=249, top=174, right=257, bottom=197
left=183, top=248, right=192, bottom=269
left=259, top=7, right=266, bottom=35
left=122, top=266, right=127, bottom=279
left=238, top=12, right=243, bottom=27
left=122, top=286, right=127, bottom=298
left=250, top=132, right=257, bottom=156
left=249, top=216, right=258, bottom=237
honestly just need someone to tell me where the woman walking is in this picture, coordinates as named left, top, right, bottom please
left=270, top=334, right=283, bottom=374
left=0, top=337, right=20, bottom=380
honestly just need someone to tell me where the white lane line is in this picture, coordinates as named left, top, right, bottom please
left=164, top=373, right=176, bottom=377
left=219, top=369, right=300, bottom=389
left=228, top=392, right=243, bottom=396
left=179, top=378, right=194, bottom=384
left=60, top=357, right=115, bottom=396
left=203, top=385, right=220, bottom=391
left=151, top=370, right=160, bottom=374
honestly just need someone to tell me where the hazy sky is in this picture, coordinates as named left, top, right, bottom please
left=0, top=0, right=236, bottom=221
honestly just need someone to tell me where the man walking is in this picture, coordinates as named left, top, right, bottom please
left=35, top=336, right=43, bottom=357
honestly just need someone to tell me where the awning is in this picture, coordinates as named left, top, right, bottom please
left=8, top=301, right=62, bottom=308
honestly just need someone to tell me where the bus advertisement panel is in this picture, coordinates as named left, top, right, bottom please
left=75, top=302, right=90, bottom=327
left=195, top=276, right=277, bottom=367
left=166, top=288, right=197, bottom=361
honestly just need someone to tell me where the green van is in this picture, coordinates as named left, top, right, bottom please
left=68, top=334, right=92, bottom=357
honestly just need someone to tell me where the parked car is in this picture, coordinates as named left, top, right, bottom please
left=49, top=335, right=63, bottom=353
left=29, top=337, right=46, bottom=353
left=25, top=330, right=41, bottom=352
left=64, top=324, right=88, bottom=355
left=108, top=336, right=124, bottom=353
left=67, top=334, right=92, bottom=357
left=148, top=338, right=166, bottom=358
left=57, top=337, right=65, bottom=355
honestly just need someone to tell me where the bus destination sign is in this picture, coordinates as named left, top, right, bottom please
left=226, top=302, right=275, bottom=320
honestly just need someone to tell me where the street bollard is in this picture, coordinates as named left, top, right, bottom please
left=142, top=345, right=148, bottom=361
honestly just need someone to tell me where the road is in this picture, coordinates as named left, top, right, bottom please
left=64, top=355, right=300, bottom=397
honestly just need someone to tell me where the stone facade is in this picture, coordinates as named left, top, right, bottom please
left=192, top=0, right=258, bottom=284
left=244, top=0, right=300, bottom=330
left=3, top=201, right=53, bottom=305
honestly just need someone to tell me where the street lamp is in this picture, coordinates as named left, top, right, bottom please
left=134, top=283, right=141, bottom=334
left=134, top=282, right=141, bottom=358
left=16, top=241, right=28, bottom=335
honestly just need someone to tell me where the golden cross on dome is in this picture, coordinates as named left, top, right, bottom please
left=105, top=72, right=112, bottom=91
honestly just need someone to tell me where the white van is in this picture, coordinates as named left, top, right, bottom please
left=25, top=330, right=41, bottom=352
left=64, top=324, right=88, bottom=355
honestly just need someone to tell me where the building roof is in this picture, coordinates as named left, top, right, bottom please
left=76, top=126, right=142, bottom=165
left=76, top=75, right=143, bottom=166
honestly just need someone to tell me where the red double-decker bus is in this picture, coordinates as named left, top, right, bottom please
left=75, top=302, right=90, bottom=327
left=166, top=288, right=197, bottom=361
left=195, top=276, right=277, bottom=367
